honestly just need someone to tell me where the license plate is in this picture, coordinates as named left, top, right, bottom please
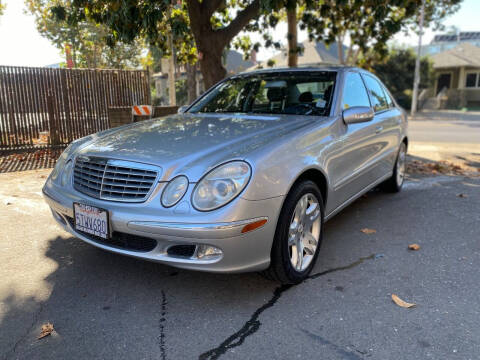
left=73, top=203, right=109, bottom=239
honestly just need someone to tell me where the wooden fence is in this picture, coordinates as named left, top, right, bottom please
left=0, top=66, right=150, bottom=150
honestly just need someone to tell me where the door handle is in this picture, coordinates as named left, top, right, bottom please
left=375, top=126, right=383, bottom=134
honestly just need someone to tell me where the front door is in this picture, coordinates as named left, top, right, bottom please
left=437, top=73, right=451, bottom=94
left=326, top=71, right=381, bottom=213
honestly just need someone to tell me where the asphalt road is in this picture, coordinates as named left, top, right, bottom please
left=1, top=169, right=479, bottom=360
left=409, top=114, right=480, bottom=145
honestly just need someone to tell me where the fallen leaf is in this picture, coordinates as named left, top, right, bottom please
left=360, top=228, right=376, bottom=234
left=38, top=323, right=54, bottom=339
left=391, top=294, right=416, bottom=308
left=408, top=243, right=420, bottom=251
left=457, top=193, right=467, bottom=198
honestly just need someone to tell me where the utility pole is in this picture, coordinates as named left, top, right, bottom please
left=411, top=0, right=425, bottom=116
left=167, top=33, right=176, bottom=106
left=167, top=1, right=176, bottom=106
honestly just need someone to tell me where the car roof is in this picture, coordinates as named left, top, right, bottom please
left=237, top=65, right=366, bottom=76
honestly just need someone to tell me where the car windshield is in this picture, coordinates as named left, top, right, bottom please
left=189, top=71, right=337, bottom=116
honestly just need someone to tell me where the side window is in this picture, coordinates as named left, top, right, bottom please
left=363, top=74, right=388, bottom=112
left=341, top=72, right=371, bottom=110
left=382, top=86, right=395, bottom=108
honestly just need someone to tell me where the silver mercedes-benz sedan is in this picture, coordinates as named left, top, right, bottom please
left=43, top=66, right=407, bottom=284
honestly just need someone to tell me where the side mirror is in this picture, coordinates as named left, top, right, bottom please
left=177, top=105, right=189, bottom=114
left=342, top=106, right=374, bottom=124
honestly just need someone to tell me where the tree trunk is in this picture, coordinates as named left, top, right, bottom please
left=186, top=0, right=260, bottom=89
left=286, top=0, right=298, bottom=67
left=345, top=43, right=353, bottom=65
left=198, top=46, right=227, bottom=89
left=337, top=34, right=345, bottom=64
left=186, top=63, right=197, bottom=104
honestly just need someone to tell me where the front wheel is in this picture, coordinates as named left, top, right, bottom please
left=262, top=180, right=324, bottom=284
left=381, top=142, right=407, bottom=193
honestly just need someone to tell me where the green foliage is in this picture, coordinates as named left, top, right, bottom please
left=0, top=1, right=5, bottom=17
left=26, top=0, right=144, bottom=69
left=371, top=48, right=433, bottom=109
left=405, top=0, right=463, bottom=32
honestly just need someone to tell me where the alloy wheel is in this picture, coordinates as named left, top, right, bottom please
left=396, top=143, right=407, bottom=187
left=288, top=193, right=321, bottom=272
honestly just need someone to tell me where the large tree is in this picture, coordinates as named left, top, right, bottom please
left=26, top=0, right=144, bottom=69
left=301, top=0, right=462, bottom=66
left=52, top=0, right=262, bottom=88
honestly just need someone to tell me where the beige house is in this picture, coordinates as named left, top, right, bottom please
left=428, top=43, right=480, bottom=108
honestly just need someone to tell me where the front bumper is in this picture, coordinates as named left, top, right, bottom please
left=43, top=179, right=284, bottom=273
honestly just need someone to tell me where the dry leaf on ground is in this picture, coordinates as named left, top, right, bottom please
left=408, top=243, right=420, bottom=251
left=38, top=323, right=54, bottom=339
left=391, top=294, right=416, bottom=308
left=360, top=228, right=376, bottom=234
left=457, top=193, right=468, bottom=198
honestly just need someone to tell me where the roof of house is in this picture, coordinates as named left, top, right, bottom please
left=248, top=40, right=346, bottom=70
left=431, top=43, right=480, bottom=69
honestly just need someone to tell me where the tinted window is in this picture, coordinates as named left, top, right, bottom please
left=363, top=74, right=388, bottom=112
left=342, top=72, right=371, bottom=109
left=189, top=72, right=337, bottom=116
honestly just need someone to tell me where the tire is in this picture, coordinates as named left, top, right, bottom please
left=381, top=142, right=407, bottom=193
left=262, top=180, right=324, bottom=284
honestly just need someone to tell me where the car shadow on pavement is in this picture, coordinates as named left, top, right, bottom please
left=2, top=183, right=456, bottom=360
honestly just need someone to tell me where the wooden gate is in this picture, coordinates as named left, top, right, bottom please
left=0, top=66, right=150, bottom=150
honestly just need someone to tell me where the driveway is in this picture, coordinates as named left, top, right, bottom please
left=1, top=169, right=479, bottom=360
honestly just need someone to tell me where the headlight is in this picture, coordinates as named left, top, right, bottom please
left=50, top=156, right=66, bottom=182
left=161, top=176, right=189, bottom=207
left=192, top=161, right=251, bottom=211
left=49, top=142, right=77, bottom=182
left=61, top=160, right=73, bottom=186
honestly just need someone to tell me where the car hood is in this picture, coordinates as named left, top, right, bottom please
left=76, top=113, right=320, bottom=181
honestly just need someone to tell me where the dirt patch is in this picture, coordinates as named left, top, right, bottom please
left=407, top=155, right=479, bottom=177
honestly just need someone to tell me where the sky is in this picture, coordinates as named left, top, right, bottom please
left=0, top=0, right=479, bottom=66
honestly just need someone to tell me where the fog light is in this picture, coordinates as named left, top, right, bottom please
left=196, top=245, right=223, bottom=259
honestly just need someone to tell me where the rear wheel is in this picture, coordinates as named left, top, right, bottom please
left=262, top=180, right=324, bottom=284
left=381, top=142, right=407, bottom=193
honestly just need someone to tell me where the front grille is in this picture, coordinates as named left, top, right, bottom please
left=73, top=157, right=159, bottom=202
left=66, top=216, right=157, bottom=252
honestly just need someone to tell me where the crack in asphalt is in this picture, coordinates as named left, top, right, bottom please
left=300, top=329, right=364, bottom=360
left=198, top=254, right=375, bottom=360
left=159, top=290, right=167, bottom=360
left=3, top=302, right=45, bottom=360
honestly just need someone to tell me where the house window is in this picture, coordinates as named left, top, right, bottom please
left=465, top=72, right=479, bottom=88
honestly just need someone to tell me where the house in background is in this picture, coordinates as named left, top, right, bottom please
left=249, top=40, right=346, bottom=70
left=423, top=43, right=480, bottom=109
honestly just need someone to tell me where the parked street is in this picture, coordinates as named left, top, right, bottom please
left=1, top=159, right=479, bottom=359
